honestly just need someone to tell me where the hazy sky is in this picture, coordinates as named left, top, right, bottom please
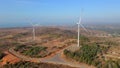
left=0, top=0, right=120, bottom=27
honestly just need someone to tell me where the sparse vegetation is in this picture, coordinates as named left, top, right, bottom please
left=102, top=59, right=119, bottom=68
left=2, top=61, right=76, bottom=68
left=64, top=44, right=120, bottom=68
left=0, top=52, right=5, bottom=60
left=104, top=41, right=118, bottom=46
left=64, top=45, right=103, bottom=67
left=63, top=33, right=120, bottom=68
left=14, top=45, right=48, bottom=58
left=0, top=27, right=120, bottom=68
left=22, top=46, right=47, bottom=58
left=12, top=32, right=29, bottom=39
left=79, top=35, right=89, bottom=45
left=14, top=44, right=25, bottom=51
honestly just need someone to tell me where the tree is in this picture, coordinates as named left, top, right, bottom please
left=102, top=60, right=119, bottom=68
left=0, top=52, right=5, bottom=59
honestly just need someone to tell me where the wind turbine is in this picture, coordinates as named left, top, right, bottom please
left=77, top=10, right=88, bottom=47
left=30, top=22, right=39, bottom=41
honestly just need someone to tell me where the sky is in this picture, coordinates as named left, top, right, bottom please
left=0, top=0, right=120, bottom=27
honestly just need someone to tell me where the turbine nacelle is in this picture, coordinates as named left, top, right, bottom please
left=77, top=23, right=80, bottom=25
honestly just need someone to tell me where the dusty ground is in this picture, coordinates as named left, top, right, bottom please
left=0, top=51, right=21, bottom=65
left=0, top=26, right=119, bottom=67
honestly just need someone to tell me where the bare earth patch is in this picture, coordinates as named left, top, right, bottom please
left=0, top=51, right=21, bottom=65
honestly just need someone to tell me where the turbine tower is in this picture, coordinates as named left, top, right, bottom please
left=77, top=16, right=81, bottom=47
left=32, top=24, right=35, bottom=41
left=30, top=23, right=39, bottom=41
left=77, top=10, right=88, bottom=47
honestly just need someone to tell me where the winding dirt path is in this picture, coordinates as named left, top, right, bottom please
left=9, top=45, right=92, bottom=68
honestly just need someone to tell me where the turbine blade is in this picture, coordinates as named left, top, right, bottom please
left=80, top=24, right=88, bottom=32
left=78, top=8, right=84, bottom=24
left=78, top=16, right=81, bottom=24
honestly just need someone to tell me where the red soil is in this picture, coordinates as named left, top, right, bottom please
left=0, top=51, right=21, bottom=65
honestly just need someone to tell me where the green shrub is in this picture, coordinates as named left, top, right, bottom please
left=64, top=44, right=102, bottom=67
left=102, top=60, right=119, bottom=68
left=22, top=46, right=47, bottom=58
left=105, top=41, right=118, bottom=46
left=14, top=44, right=25, bottom=51
left=0, top=52, right=5, bottom=60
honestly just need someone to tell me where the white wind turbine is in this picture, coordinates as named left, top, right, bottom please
left=77, top=10, right=88, bottom=47
left=30, top=22, right=39, bottom=41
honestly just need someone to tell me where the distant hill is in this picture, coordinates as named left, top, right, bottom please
left=85, top=24, right=120, bottom=34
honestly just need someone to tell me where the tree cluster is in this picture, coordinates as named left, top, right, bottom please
left=102, top=59, right=119, bottom=68
left=64, top=45, right=101, bottom=66
left=14, top=45, right=47, bottom=58
left=22, top=46, right=47, bottom=57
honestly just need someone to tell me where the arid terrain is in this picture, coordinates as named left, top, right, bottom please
left=0, top=26, right=120, bottom=68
